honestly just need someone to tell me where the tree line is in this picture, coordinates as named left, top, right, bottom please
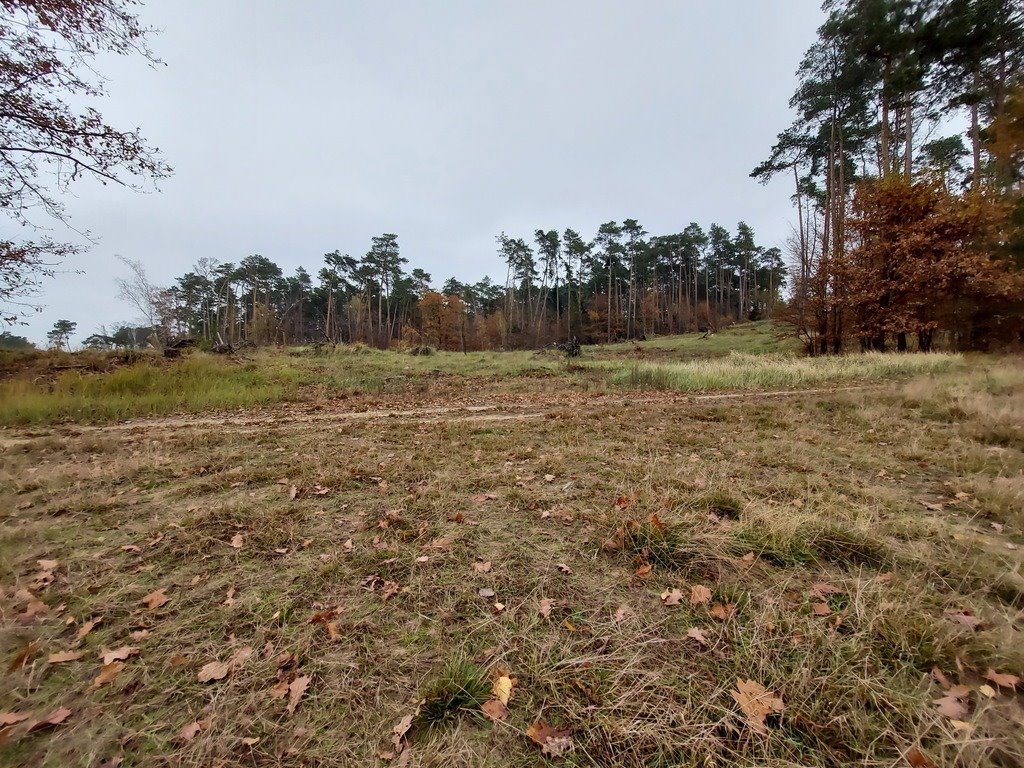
left=82, top=221, right=784, bottom=352
left=755, top=0, right=1024, bottom=353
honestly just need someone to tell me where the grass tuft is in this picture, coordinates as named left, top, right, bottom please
left=414, top=657, right=491, bottom=732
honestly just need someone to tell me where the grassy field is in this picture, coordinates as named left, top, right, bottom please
left=1, top=328, right=1022, bottom=767
left=0, top=322, right=960, bottom=425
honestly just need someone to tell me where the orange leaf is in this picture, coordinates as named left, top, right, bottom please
left=689, top=585, right=712, bottom=606
left=90, top=661, right=124, bottom=689
left=731, top=678, right=784, bottom=734
left=141, top=588, right=169, bottom=611
left=526, top=719, right=574, bottom=756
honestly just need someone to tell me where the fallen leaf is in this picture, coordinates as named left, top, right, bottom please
left=198, top=660, right=230, bottom=682
left=633, top=562, right=653, bottom=578
left=686, top=627, right=709, bottom=646
left=493, top=675, right=514, bottom=706
left=661, top=588, right=683, bottom=606
left=809, top=582, right=841, bottom=599
left=493, top=602, right=505, bottom=613
left=0, top=712, right=31, bottom=726
left=230, top=534, right=243, bottom=548
left=649, top=513, right=667, bottom=533
left=7, top=641, right=39, bottom=673
left=978, top=684, right=996, bottom=698
left=415, top=555, right=429, bottom=563
left=72, top=617, right=101, bottom=646
left=179, top=721, right=203, bottom=741
left=481, top=698, right=508, bottom=722
left=539, top=598, right=553, bottom=619
left=223, top=587, right=235, bottom=606
left=906, top=747, right=938, bottom=767
left=48, top=651, right=83, bottom=664
left=241, top=737, right=260, bottom=746
left=544, top=474, right=556, bottom=482
left=613, top=605, right=630, bottom=623
left=141, top=588, right=169, bottom=611
left=689, top=584, right=712, bottom=606
left=934, top=695, right=968, bottom=720
left=710, top=603, right=736, bottom=621
left=326, top=621, right=342, bottom=641
left=100, top=646, right=138, bottom=665
left=944, top=611, right=982, bottom=630
left=811, top=602, right=832, bottom=616
left=37, top=559, right=59, bottom=571
left=392, top=713, right=414, bottom=748
left=931, top=667, right=951, bottom=689
left=526, top=719, right=574, bottom=756
left=556, top=563, right=572, bottom=574
left=741, top=551, right=756, bottom=563
left=731, top=678, right=784, bottom=734
left=381, top=581, right=400, bottom=600
left=287, top=676, right=311, bottom=715
left=473, top=561, right=492, bottom=573
left=90, top=661, right=125, bottom=689
left=985, top=669, right=1020, bottom=690
left=26, top=707, right=71, bottom=732
left=268, top=680, right=289, bottom=700
left=343, top=538, right=353, bottom=553
left=479, top=588, right=495, bottom=599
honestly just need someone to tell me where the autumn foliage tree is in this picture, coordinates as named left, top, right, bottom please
left=842, top=178, right=1019, bottom=351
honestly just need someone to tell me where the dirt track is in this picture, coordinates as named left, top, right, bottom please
left=0, top=385, right=880, bottom=448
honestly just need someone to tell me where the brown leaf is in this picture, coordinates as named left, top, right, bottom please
left=661, top=588, right=683, bottom=606
left=478, top=588, right=495, bottom=599
left=473, top=561, right=492, bottom=573
left=381, top=581, right=400, bottom=600
left=0, top=712, right=31, bottom=726
left=481, top=698, right=508, bottom=722
left=392, top=712, right=414, bottom=748
left=526, top=719, right=574, bottom=756
left=26, top=707, right=71, bottom=732
left=222, top=587, right=235, bottom=606
left=230, top=533, right=244, bottom=548
left=613, top=605, right=630, bottom=623
left=326, top=621, right=342, bottom=641
left=710, top=603, right=736, bottom=621
left=934, top=695, right=968, bottom=720
left=198, top=660, right=230, bottom=682
left=100, top=646, right=138, bottom=665
left=649, top=513, right=667, bottom=533
left=556, top=563, right=572, bottom=574
left=287, top=675, right=311, bottom=715
left=179, top=721, right=203, bottom=741
left=73, top=617, right=101, bottom=642
left=741, top=551, right=756, bottom=563
left=141, top=588, right=169, bottom=611
left=731, top=678, right=784, bottom=734
left=809, top=582, right=842, bottom=599
left=931, top=667, right=951, bottom=689
left=633, top=562, right=653, bottom=578
left=539, top=598, right=554, bottom=619
left=985, top=668, right=1020, bottom=690
left=906, top=747, right=938, bottom=768
left=37, top=559, right=59, bottom=571
left=268, top=679, right=289, bottom=700
left=686, top=627, right=709, bottom=646
left=90, top=661, right=124, bottom=689
left=811, top=602, right=832, bottom=616
left=48, top=651, right=83, bottom=664
left=689, top=584, right=712, bottom=606
left=944, top=610, right=982, bottom=630
left=7, top=641, right=39, bottom=673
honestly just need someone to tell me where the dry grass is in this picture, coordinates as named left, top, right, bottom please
left=0, top=354, right=1022, bottom=767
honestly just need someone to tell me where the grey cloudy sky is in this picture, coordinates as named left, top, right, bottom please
left=20, top=0, right=824, bottom=344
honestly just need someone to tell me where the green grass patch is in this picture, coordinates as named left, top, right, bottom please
left=604, top=351, right=961, bottom=392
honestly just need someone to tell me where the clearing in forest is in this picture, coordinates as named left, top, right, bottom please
left=1, top=331, right=1022, bottom=767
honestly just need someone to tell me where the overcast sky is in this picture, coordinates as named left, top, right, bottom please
left=16, top=0, right=824, bottom=345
